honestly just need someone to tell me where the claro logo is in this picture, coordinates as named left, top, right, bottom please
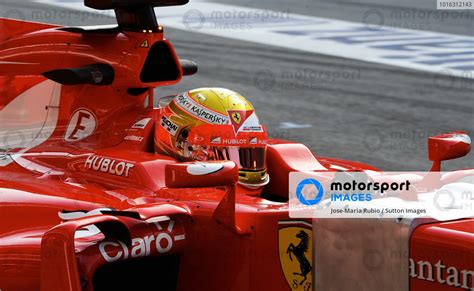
left=99, top=219, right=185, bottom=263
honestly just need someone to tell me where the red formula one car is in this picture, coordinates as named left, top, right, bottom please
left=0, top=1, right=472, bottom=290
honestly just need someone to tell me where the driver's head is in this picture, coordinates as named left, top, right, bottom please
left=155, top=88, right=269, bottom=188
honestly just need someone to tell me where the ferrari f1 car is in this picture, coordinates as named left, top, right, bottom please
left=0, top=1, right=472, bottom=290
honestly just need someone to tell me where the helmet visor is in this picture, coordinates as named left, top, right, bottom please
left=216, top=147, right=266, bottom=171
left=185, top=144, right=266, bottom=171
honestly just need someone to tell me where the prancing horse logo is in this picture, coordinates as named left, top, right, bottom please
left=231, top=112, right=241, bottom=124
left=278, top=221, right=313, bottom=291
left=287, top=231, right=312, bottom=285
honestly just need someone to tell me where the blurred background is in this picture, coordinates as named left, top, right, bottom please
left=1, top=0, right=473, bottom=170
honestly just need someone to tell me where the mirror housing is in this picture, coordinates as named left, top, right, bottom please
left=428, top=132, right=471, bottom=171
left=165, top=161, right=238, bottom=188
left=180, top=59, right=198, bottom=76
left=85, top=0, right=189, bottom=32
left=85, top=0, right=189, bottom=10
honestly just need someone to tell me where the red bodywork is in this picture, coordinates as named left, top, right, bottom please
left=0, top=12, right=472, bottom=291
left=410, top=220, right=473, bottom=291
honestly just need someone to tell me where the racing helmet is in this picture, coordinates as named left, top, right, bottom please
left=155, top=88, right=269, bottom=188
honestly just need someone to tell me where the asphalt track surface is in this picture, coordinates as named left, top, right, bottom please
left=1, top=0, right=473, bottom=171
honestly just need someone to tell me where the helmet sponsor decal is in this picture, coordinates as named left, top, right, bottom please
left=278, top=220, right=313, bottom=291
left=222, top=138, right=248, bottom=145
left=210, top=136, right=221, bottom=144
left=186, top=163, right=224, bottom=175
left=242, top=125, right=263, bottom=132
left=248, top=137, right=266, bottom=145
left=85, top=155, right=134, bottom=177
left=227, top=110, right=263, bottom=134
left=227, top=109, right=253, bottom=133
left=240, top=112, right=263, bottom=133
left=131, top=118, right=152, bottom=129
left=160, top=115, right=179, bottom=136
left=210, top=136, right=266, bottom=146
left=64, top=108, right=97, bottom=142
left=174, top=93, right=229, bottom=125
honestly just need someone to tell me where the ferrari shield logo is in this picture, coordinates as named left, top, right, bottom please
left=231, top=112, right=242, bottom=124
left=227, top=109, right=253, bottom=134
left=278, top=221, right=313, bottom=291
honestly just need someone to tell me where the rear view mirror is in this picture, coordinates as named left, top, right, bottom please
left=165, top=161, right=238, bottom=188
left=428, top=132, right=471, bottom=171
